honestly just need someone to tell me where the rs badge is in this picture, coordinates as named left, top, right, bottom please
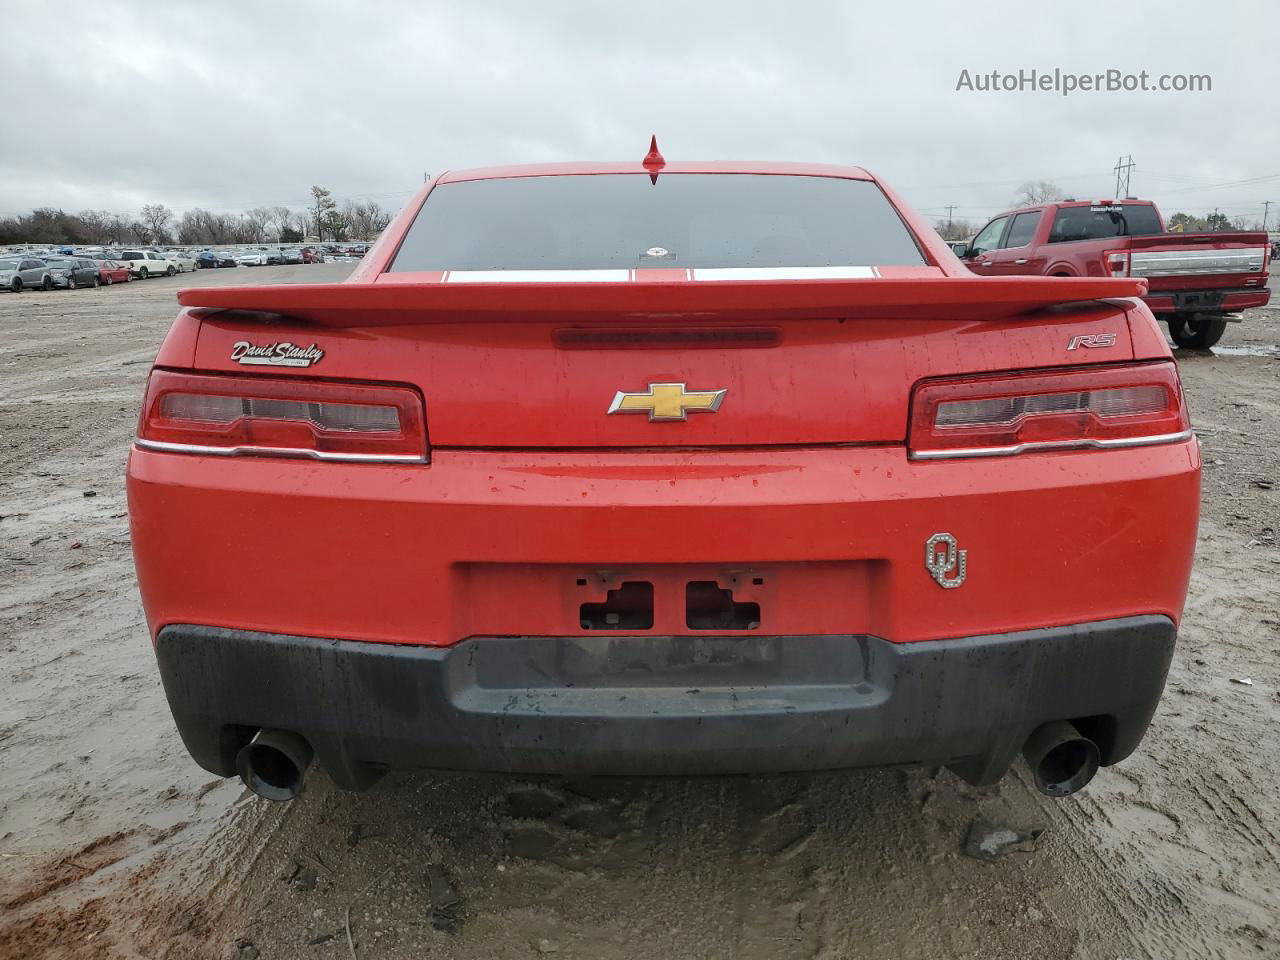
left=1066, top=333, right=1117, bottom=351
left=925, top=533, right=967, bottom=589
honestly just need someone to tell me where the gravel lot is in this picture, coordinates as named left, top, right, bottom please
left=1, top=265, right=1277, bottom=959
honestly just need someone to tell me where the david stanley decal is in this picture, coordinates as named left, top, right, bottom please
left=230, top=341, right=325, bottom=368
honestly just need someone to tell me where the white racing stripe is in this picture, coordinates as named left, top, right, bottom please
left=692, top=266, right=879, bottom=281
left=440, top=266, right=881, bottom=283
left=444, top=269, right=632, bottom=283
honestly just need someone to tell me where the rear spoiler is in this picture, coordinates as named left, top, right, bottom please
left=1127, top=231, right=1270, bottom=250
left=176, top=276, right=1148, bottom=327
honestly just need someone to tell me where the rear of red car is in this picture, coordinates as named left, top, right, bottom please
left=127, top=162, right=1199, bottom=800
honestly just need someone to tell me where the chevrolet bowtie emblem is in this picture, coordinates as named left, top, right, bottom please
left=608, top=382, right=727, bottom=422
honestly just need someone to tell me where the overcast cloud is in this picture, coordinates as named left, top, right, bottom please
left=3, top=0, right=1277, bottom=229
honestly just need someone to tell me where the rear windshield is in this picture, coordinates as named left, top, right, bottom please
left=1048, top=204, right=1163, bottom=243
left=389, top=174, right=926, bottom=271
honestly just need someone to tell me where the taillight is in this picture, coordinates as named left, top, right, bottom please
left=908, top=362, right=1190, bottom=460
left=136, top=370, right=428, bottom=463
left=1103, top=249, right=1130, bottom=277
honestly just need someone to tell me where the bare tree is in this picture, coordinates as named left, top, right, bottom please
left=0, top=190, right=399, bottom=247
left=107, top=214, right=130, bottom=245
left=242, top=207, right=273, bottom=243
left=1011, top=180, right=1066, bottom=207
left=77, top=209, right=115, bottom=244
left=933, top=217, right=975, bottom=241
left=267, top=206, right=295, bottom=240
left=341, top=200, right=393, bottom=240
left=139, top=204, right=173, bottom=244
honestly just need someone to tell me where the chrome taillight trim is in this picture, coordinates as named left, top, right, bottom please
left=1130, top=248, right=1266, bottom=277
left=909, top=429, right=1194, bottom=461
left=134, top=438, right=426, bottom=463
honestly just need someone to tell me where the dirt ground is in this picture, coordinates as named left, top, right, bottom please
left=1, top=264, right=1276, bottom=960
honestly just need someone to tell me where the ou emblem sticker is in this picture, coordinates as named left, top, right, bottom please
left=925, top=533, right=967, bottom=589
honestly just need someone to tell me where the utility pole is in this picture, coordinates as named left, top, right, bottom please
left=1113, top=155, right=1136, bottom=198
left=944, top=204, right=957, bottom=236
left=1263, top=200, right=1274, bottom=232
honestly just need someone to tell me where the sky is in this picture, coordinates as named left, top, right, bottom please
left=2, top=0, right=1278, bottom=231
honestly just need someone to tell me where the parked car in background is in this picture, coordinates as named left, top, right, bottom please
left=236, top=250, right=267, bottom=266
left=199, top=250, right=240, bottom=268
left=0, top=256, right=55, bottom=292
left=120, top=250, right=177, bottom=279
left=280, top=247, right=304, bottom=264
left=97, top=259, right=132, bottom=285
left=301, top=246, right=325, bottom=264
left=957, top=199, right=1271, bottom=348
left=37, top=257, right=72, bottom=288
left=73, top=257, right=104, bottom=286
left=263, top=248, right=285, bottom=265
left=42, top=256, right=102, bottom=288
left=166, top=251, right=198, bottom=273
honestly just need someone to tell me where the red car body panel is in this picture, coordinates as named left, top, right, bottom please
left=127, top=159, right=1202, bottom=791
left=129, top=441, right=1198, bottom=649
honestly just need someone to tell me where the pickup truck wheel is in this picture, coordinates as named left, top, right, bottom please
left=166, top=265, right=176, bottom=277
left=1169, top=314, right=1227, bottom=350
left=139, top=267, right=149, bottom=279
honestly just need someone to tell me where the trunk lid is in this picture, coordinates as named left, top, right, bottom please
left=1121, top=231, right=1269, bottom=288
left=180, top=276, right=1144, bottom=449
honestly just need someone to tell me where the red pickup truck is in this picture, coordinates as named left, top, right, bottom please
left=957, top=200, right=1271, bottom=348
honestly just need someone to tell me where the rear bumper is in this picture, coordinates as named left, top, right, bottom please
left=156, top=616, right=1176, bottom=789
left=1144, top=287, right=1271, bottom=313
left=127, top=443, right=1200, bottom=648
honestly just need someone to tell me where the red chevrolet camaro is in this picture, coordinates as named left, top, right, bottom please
left=127, top=147, right=1199, bottom=802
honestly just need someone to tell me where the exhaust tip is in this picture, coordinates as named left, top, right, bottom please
left=236, top=729, right=313, bottom=802
left=1023, top=721, right=1100, bottom=798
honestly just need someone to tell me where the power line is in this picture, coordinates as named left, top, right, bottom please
left=1157, top=172, right=1280, bottom=195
